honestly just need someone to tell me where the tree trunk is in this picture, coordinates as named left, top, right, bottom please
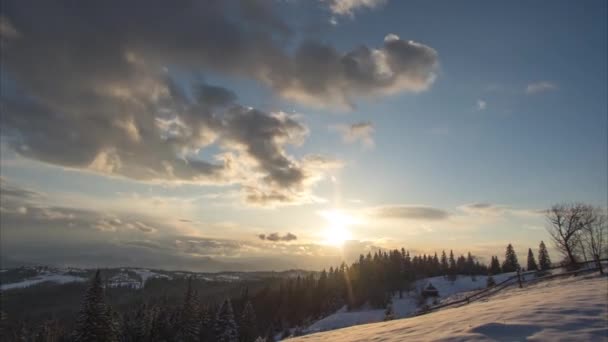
left=595, top=254, right=604, bottom=275
left=565, top=245, right=577, bottom=267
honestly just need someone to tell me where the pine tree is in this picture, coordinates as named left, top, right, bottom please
left=106, top=306, right=121, bottom=341
left=239, top=301, right=259, bottom=342
left=538, top=241, right=552, bottom=271
left=448, top=250, right=456, bottom=269
left=527, top=248, right=538, bottom=271
left=177, top=277, right=200, bottom=341
left=490, top=256, right=501, bottom=275
left=0, top=291, right=7, bottom=339
left=72, top=270, right=117, bottom=341
left=215, top=299, right=238, bottom=342
left=447, top=250, right=457, bottom=281
left=200, top=305, right=215, bottom=342
left=131, top=304, right=151, bottom=341
left=440, top=250, right=448, bottom=275
left=502, top=243, right=520, bottom=272
left=465, top=252, right=475, bottom=275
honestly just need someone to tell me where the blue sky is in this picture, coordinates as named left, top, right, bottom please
left=0, top=0, right=606, bottom=270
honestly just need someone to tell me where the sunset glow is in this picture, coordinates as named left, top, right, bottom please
left=321, top=210, right=356, bottom=246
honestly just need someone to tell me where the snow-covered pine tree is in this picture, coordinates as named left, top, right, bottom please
left=178, top=277, right=200, bottom=341
left=72, top=270, right=118, bottom=341
left=132, top=304, right=151, bottom=341
left=149, top=305, right=175, bottom=340
left=239, top=300, right=259, bottom=342
left=215, top=299, right=239, bottom=342
left=200, top=304, right=215, bottom=342
left=106, top=306, right=121, bottom=341
left=502, top=243, right=519, bottom=272
left=538, top=241, right=552, bottom=271
left=527, top=248, right=538, bottom=271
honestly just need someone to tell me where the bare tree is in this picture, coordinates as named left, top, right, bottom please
left=546, top=203, right=594, bottom=266
left=580, top=207, right=607, bottom=274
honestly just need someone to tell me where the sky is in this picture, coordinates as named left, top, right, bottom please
left=1, top=0, right=606, bottom=271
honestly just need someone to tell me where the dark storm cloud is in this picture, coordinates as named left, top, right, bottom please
left=258, top=232, right=298, bottom=242
left=370, top=205, right=450, bottom=220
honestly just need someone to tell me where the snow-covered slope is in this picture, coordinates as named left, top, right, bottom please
left=293, top=272, right=608, bottom=341
left=306, top=273, right=516, bottom=333
left=1, top=273, right=86, bottom=290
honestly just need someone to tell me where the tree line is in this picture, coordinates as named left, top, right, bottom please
left=1, top=241, right=561, bottom=342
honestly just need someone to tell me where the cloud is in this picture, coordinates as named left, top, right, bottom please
left=526, top=81, right=557, bottom=94
left=477, top=99, right=487, bottom=111
left=458, top=203, right=546, bottom=218
left=278, top=34, right=438, bottom=108
left=0, top=178, right=43, bottom=200
left=258, top=232, right=298, bottom=242
left=330, top=121, right=375, bottom=147
left=0, top=1, right=439, bottom=205
left=368, top=205, right=450, bottom=220
left=0, top=180, right=345, bottom=270
left=2, top=1, right=437, bottom=109
left=324, top=0, right=388, bottom=17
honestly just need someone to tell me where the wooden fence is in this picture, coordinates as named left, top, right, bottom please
left=415, top=258, right=608, bottom=316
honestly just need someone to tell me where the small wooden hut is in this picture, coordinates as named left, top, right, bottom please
left=422, top=282, right=439, bottom=297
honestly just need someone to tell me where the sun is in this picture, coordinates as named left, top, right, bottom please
left=320, top=210, right=355, bottom=247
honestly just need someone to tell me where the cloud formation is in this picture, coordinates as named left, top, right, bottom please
left=258, top=232, right=298, bottom=242
left=0, top=180, right=348, bottom=270
left=368, top=205, right=450, bottom=220
left=279, top=34, right=438, bottom=108
left=1, top=1, right=438, bottom=205
left=458, top=203, right=546, bottom=218
left=526, top=81, right=557, bottom=94
left=477, top=99, right=487, bottom=111
left=330, top=121, right=375, bottom=147
left=324, top=0, right=388, bottom=17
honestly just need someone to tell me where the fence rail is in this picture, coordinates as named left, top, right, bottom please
left=415, top=258, right=607, bottom=315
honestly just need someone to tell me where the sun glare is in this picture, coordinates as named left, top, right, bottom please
left=320, top=210, right=356, bottom=247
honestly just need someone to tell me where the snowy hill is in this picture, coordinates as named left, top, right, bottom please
left=306, top=273, right=517, bottom=334
left=293, top=272, right=608, bottom=341
left=0, top=265, right=314, bottom=291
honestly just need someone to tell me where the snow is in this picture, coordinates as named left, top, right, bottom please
left=131, top=268, right=171, bottom=286
left=292, top=272, right=608, bottom=341
left=1, top=273, right=86, bottom=290
left=306, top=274, right=514, bottom=334
left=108, top=272, right=142, bottom=289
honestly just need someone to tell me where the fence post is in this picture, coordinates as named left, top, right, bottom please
left=517, top=268, right=523, bottom=288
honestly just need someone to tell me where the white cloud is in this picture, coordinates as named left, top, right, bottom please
left=324, top=0, right=388, bottom=17
left=526, top=81, right=558, bottom=94
left=477, top=99, right=487, bottom=111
